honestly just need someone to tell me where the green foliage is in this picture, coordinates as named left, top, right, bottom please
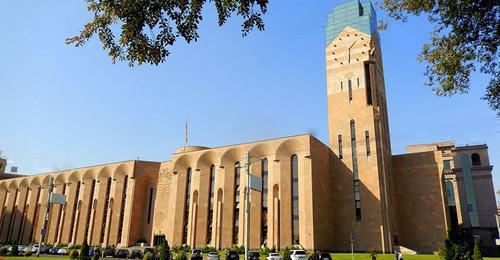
left=202, top=245, right=217, bottom=253
left=67, top=0, right=268, bottom=66
left=80, top=241, right=90, bottom=260
left=438, top=226, right=474, bottom=260
left=144, top=252, right=154, bottom=260
left=260, top=246, right=271, bottom=256
left=473, top=240, right=482, bottom=260
left=159, top=240, right=171, bottom=260
left=0, top=247, right=8, bottom=256
left=11, top=242, right=19, bottom=256
left=380, top=0, right=500, bottom=113
left=230, top=244, right=241, bottom=254
left=24, top=250, right=33, bottom=257
left=369, top=247, right=377, bottom=260
left=176, top=250, right=188, bottom=260
left=70, top=249, right=80, bottom=260
left=93, top=247, right=101, bottom=260
left=282, top=247, right=291, bottom=260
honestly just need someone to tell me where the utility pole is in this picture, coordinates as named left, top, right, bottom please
left=37, top=176, right=54, bottom=257
left=245, top=152, right=250, bottom=260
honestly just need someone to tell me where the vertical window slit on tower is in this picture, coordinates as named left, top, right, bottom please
left=207, top=165, right=215, bottom=244
left=182, top=168, right=192, bottom=244
left=340, top=81, right=343, bottom=91
left=348, top=79, right=353, bottom=101
left=350, top=120, right=361, bottom=221
left=233, top=162, right=241, bottom=245
left=338, top=135, right=343, bottom=159
left=364, top=63, right=373, bottom=105
left=261, top=158, right=268, bottom=246
left=365, top=131, right=371, bottom=156
left=147, top=187, right=153, bottom=224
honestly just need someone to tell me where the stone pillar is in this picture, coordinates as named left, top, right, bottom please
left=121, top=177, right=136, bottom=247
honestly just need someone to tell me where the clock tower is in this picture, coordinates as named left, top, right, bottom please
left=325, top=0, right=395, bottom=252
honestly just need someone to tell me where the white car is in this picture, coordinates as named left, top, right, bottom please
left=267, top=253, right=282, bottom=260
left=290, top=250, right=307, bottom=260
left=207, top=252, right=220, bottom=260
left=57, top=247, right=68, bottom=255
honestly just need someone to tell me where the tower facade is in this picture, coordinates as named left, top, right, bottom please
left=325, top=0, right=395, bottom=252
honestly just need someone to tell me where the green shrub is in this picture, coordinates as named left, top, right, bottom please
left=282, top=247, right=291, bottom=260
left=230, top=245, right=241, bottom=254
left=473, top=240, right=482, bottom=260
left=440, top=226, right=473, bottom=260
left=260, top=246, right=271, bottom=256
left=80, top=241, right=90, bottom=260
left=24, top=250, right=33, bottom=257
left=369, top=247, right=377, bottom=260
left=93, top=247, right=101, bottom=260
left=11, top=243, right=19, bottom=256
left=70, top=249, right=80, bottom=260
left=181, top=244, right=191, bottom=253
left=176, top=250, right=187, bottom=260
left=0, top=247, right=8, bottom=256
left=144, top=252, right=154, bottom=260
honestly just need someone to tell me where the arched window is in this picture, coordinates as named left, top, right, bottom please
left=207, top=165, right=215, bottom=244
left=471, top=153, right=481, bottom=166
left=182, top=168, right=192, bottom=244
left=55, top=184, right=67, bottom=242
left=84, top=179, right=96, bottom=242
left=261, top=158, right=268, bottom=246
left=233, top=162, right=241, bottom=245
left=100, top=177, right=112, bottom=243
left=117, top=176, right=128, bottom=243
left=29, top=188, right=41, bottom=241
left=291, top=155, right=299, bottom=245
left=69, top=181, right=81, bottom=243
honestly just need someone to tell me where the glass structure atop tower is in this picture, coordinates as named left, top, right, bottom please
left=325, top=0, right=379, bottom=46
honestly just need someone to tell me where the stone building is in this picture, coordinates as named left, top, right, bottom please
left=0, top=0, right=496, bottom=255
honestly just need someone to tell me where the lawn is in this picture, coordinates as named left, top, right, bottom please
left=2, top=254, right=500, bottom=260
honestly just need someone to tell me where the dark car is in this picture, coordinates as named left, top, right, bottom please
left=49, top=247, right=60, bottom=255
left=248, top=251, right=260, bottom=260
left=116, top=249, right=130, bottom=258
left=312, top=252, right=331, bottom=260
left=130, top=249, right=143, bottom=259
left=103, top=247, right=116, bottom=257
left=191, top=249, right=203, bottom=260
left=226, top=250, right=239, bottom=260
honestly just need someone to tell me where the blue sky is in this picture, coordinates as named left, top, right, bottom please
left=0, top=1, right=498, bottom=189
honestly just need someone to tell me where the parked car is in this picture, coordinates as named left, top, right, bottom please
left=116, top=249, right=130, bottom=258
left=49, top=247, right=60, bottom=255
left=267, top=253, right=282, bottom=260
left=57, top=247, right=69, bottom=255
left=18, top=245, right=28, bottom=253
left=31, top=244, right=40, bottom=253
left=207, top=252, right=220, bottom=260
left=316, top=252, right=331, bottom=260
left=24, top=246, right=33, bottom=253
left=40, top=246, right=51, bottom=254
left=3, top=245, right=12, bottom=252
left=191, top=249, right=203, bottom=260
left=226, top=250, right=239, bottom=260
left=103, top=247, right=116, bottom=257
left=248, top=251, right=260, bottom=260
left=290, top=250, right=307, bottom=260
left=129, top=248, right=143, bottom=259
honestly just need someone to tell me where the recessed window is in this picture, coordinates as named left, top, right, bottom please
left=365, top=131, right=370, bottom=156
left=348, top=79, right=353, bottom=101
left=338, top=135, right=343, bottom=159
left=471, top=153, right=481, bottom=166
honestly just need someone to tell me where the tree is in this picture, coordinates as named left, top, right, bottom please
left=66, top=0, right=268, bottom=66
left=80, top=241, right=90, bottom=260
left=473, top=240, right=482, bottom=260
left=379, top=0, right=500, bottom=112
left=439, top=226, right=474, bottom=260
